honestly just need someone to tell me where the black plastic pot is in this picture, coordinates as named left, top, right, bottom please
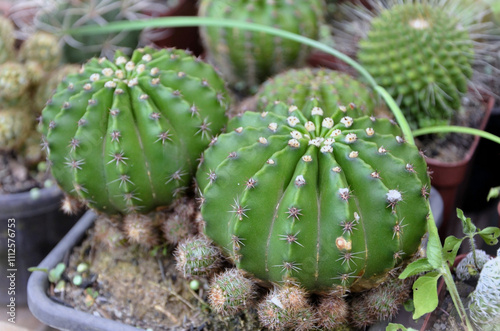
left=27, top=210, right=139, bottom=331
left=0, top=185, right=79, bottom=305
left=28, top=190, right=444, bottom=331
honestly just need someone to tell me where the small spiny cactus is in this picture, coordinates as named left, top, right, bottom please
left=198, top=0, right=325, bottom=92
left=122, top=213, right=160, bottom=248
left=160, top=197, right=198, bottom=245
left=468, top=249, right=500, bottom=331
left=197, top=100, right=430, bottom=293
left=208, top=268, right=256, bottom=316
left=315, top=291, right=349, bottom=329
left=40, top=46, right=230, bottom=215
left=257, top=284, right=315, bottom=330
left=0, top=62, right=31, bottom=103
left=357, top=2, right=474, bottom=129
left=174, top=235, right=222, bottom=279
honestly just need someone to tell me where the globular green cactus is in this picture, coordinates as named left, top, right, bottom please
left=468, top=249, right=500, bottom=331
left=357, top=2, right=474, bottom=129
left=40, top=47, right=230, bottom=215
left=33, top=64, right=80, bottom=112
left=0, top=16, right=16, bottom=64
left=197, top=99, right=430, bottom=293
left=19, top=31, right=62, bottom=71
left=255, top=67, right=378, bottom=114
left=198, top=0, right=325, bottom=91
left=0, top=107, right=32, bottom=151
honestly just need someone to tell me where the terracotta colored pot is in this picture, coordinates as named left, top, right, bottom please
left=427, top=96, right=495, bottom=236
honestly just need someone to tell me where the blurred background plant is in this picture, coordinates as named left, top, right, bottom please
left=7, top=0, right=181, bottom=63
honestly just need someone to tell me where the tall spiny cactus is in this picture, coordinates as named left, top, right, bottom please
left=40, top=47, right=230, bottom=215
left=198, top=0, right=325, bottom=92
left=357, top=2, right=474, bottom=129
left=197, top=99, right=430, bottom=292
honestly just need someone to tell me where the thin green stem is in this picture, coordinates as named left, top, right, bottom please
left=67, top=16, right=415, bottom=143
left=440, top=264, right=474, bottom=331
left=413, top=126, right=500, bottom=145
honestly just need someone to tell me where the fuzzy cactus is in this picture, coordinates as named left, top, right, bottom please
left=208, top=268, right=255, bottom=316
left=455, top=249, right=492, bottom=281
left=174, top=235, right=222, bottom=278
left=0, top=15, right=16, bottom=64
left=198, top=0, right=325, bottom=92
left=357, top=2, right=474, bottom=129
left=40, top=47, right=229, bottom=215
left=19, top=31, right=62, bottom=71
left=255, top=68, right=378, bottom=114
left=0, top=62, right=31, bottom=104
left=468, top=249, right=500, bottom=331
left=0, top=107, right=32, bottom=151
left=197, top=100, right=430, bottom=293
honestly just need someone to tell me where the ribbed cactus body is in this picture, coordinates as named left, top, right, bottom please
left=468, top=250, right=500, bottom=330
left=358, top=3, right=473, bottom=129
left=198, top=0, right=325, bottom=91
left=197, top=101, right=430, bottom=292
left=255, top=68, right=377, bottom=113
left=41, top=47, right=229, bottom=215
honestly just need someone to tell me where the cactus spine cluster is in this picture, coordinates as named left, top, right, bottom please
left=40, top=47, right=230, bottom=215
left=197, top=97, right=430, bottom=292
left=357, top=2, right=474, bottom=129
left=198, top=0, right=325, bottom=91
left=468, top=249, right=500, bottom=330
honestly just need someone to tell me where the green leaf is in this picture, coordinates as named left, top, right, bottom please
left=457, top=208, right=476, bottom=234
left=412, top=272, right=441, bottom=319
left=426, top=216, right=443, bottom=268
left=478, top=227, right=500, bottom=245
left=28, top=267, right=48, bottom=273
left=399, top=258, right=434, bottom=279
left=386, top=323, right=418, bottom=331
left=443, top=235, right=464, bottom=265
left=48, top=263, right=66, bottom=283
left=487, top=187, right=500, bottom=201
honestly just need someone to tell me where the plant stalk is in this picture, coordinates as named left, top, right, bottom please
left=440, top=264, right=474, bottom=331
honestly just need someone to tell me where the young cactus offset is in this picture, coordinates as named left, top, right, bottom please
left=40, top=47, right=230, bottom=215
left=198, top=0, right=325, bottom=92
left=197, top=99, right=430, bottom=293
left=0, top=16, right=16, bottom=64
left=357, top=2, right=474, bottom=129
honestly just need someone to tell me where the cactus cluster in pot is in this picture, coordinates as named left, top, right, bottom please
left=170, top=67, right=433, bottom=328
left=39, top=46, right=230, bottom=245
left=198, top=0, right=326, bottom=92
left=0, top=15, right=69, bottom=159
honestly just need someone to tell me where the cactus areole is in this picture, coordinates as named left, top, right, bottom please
left=41, top=47, right=229, bottom=215
left=197, top=101, right=430, bottom=292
